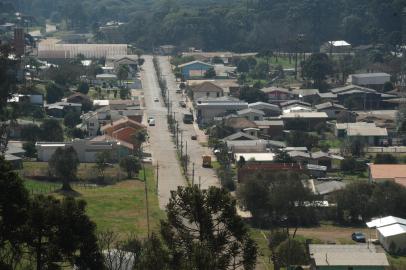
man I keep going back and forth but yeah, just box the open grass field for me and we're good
[22,165,164,238]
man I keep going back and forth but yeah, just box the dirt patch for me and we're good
[296,225,371,244]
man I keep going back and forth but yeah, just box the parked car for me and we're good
[191,135,197,140]
[148,117,155,126]
[154,97,159,102]
[351,232,366,243]
[179,100,186,108]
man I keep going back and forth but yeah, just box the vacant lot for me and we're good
[23,165,164,238]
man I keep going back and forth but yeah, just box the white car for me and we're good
[153,97,159,102]
[148,117,155,126]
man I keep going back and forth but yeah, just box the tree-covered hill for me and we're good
[6,0,406,51]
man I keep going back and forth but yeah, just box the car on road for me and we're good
[179,100,186,108]
[148,117,155,126]
[183,113,193,124]
[153,97,159,102]
[351,232,366,243]
[191,135,197,140]
[176,89,182,94]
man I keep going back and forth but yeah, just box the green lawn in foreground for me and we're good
[23,166,164,237]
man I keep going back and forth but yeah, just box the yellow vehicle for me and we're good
[202,155,212,168]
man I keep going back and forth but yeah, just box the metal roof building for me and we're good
[366,216,406,253]
[309,244,389,270]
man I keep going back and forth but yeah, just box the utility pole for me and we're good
[199,176,201,190]
[176,123,179,148]
[185,141,188,173]
[192,163,195,185]
[140,145,150,238]
[156,162,159,195]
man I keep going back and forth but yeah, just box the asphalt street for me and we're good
[139,55,185,209]
[157,56,220,190]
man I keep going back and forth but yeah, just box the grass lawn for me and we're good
[249,229,273,270]
[23,165,164,238]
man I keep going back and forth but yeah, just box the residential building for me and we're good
[213,64,236,78]
[188,79,239,96]
[320,40,352,53]
[260,87,294,103]
[350,73,390,89]
[8,94,43,105]
[315,102,347,119]
[254,120,284,138]
[309,244,389,270]
[226,140,268,154]
[234,153,275,163]
[367,216,406,253]
[236,108,265,121]
[100,117,146,149]
[310,151,344,170]
[178,60,213,79]
[224,117,257,132]
[248,102,281,116]
[368,164,406,187]
[308,180,346,196]
[196,96,248,125]
[281,100,312,114]
[189,81,224,100]
[66,92,91,105]
[281,111,328,130]
[80,111,100,137]
[36,139,119,162]
[223,132,258,141]
[45,102,82,118]
[335,122,388,146]
[330,85,391,110]
[292,89,320,104]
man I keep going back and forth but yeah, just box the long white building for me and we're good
[38,38,128,59]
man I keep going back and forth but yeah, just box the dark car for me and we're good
[351,232,366,243]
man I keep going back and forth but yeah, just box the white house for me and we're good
[367,216,406,253]
[36,139,118,162]
[189,81,224,100]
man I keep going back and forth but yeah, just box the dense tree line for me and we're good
[12,0,406,52]
[0,157,104,269]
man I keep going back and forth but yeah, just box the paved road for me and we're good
[139,55,185,209]
[157,56,219,189]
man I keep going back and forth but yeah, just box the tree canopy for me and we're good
[161,185,257,270]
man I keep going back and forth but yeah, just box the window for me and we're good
[216,92,220,97]
[254,116,259,121]
[206,92,210,97]
[89,123,95,127]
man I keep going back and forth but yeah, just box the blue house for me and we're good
[178,60,213,79]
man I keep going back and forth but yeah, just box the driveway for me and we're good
[157,56,220,189]
[138,55,185,209]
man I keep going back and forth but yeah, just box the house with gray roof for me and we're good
[350,72,390,90]
[315,102,347,119]
[248,102,281,116]
[335,122,388,145]
[196,96,248,125]
[236,108,265,121]
[309,244,389,270]
[223,132,258,141]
